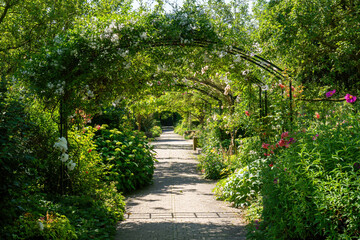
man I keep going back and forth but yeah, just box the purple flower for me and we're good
[254,220,260,230]
[326,89,336,98]
[313,134,319,141]
[288,138,296,144]
[273,178,279,184]
[345,94,357,103]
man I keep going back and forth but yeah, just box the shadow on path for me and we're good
[115,130,246,240]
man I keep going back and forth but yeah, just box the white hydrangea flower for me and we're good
[54,137,68,153]
[140,32,147,40]
[87,90,94,98]
[67,160,76,171]
[38,221,44,231]
[60,153,69,162]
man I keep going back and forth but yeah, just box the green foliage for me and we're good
[150,125,162,138]
[214,161,262,208]
[8,212,77,240]
[0,95,40,226]
[198,151,227,179]
[258,110,360,239]
[51,183,125,240]
[255,0,360,90]
[94,126,156,192]
[2,183,125,240]
[92,105,133,130]
[214,136,262,207]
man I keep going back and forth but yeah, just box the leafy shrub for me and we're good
[150,125,162,138]
[258,112,360,240]
[52,182,125,240]
[8,212,77,240]
[94,126,156,192]
[67,126,107,195]
[198,151,227,179]
[214,161,262,208]
[2,181,125,240]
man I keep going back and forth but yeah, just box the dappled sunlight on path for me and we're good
[115,128,246,240]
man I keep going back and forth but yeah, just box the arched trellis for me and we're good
[23,9,293,138]
[56,37,291,138]
[113,38,289,120]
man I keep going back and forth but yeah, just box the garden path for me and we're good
[114,128,247,240]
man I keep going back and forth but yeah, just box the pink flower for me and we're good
[262,143,270,149]
[245,111,250,116]
[326,89,336,98]
[344,94,357,103]
[313,134,319,140]
[95,125,101,130]
[278,139,286,147]
[281,132,289,138]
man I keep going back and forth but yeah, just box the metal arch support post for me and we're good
[289,79,293,124]
[259,86,262,119]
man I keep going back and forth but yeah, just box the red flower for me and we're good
[88,149,92,153]
[269,163,273,167]
[262,143,270,149]
[279,83,285,89]
[278,139,286,147]
[245,110,250,116]
[315,112,320,119]
[281,132,289,138]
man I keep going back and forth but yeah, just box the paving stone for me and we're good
[115,130,247,240]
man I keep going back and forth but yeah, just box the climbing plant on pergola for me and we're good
[20,5,290,139]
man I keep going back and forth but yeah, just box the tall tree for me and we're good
[254,0,360,91]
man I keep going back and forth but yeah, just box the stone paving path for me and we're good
[115,129,247,240]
